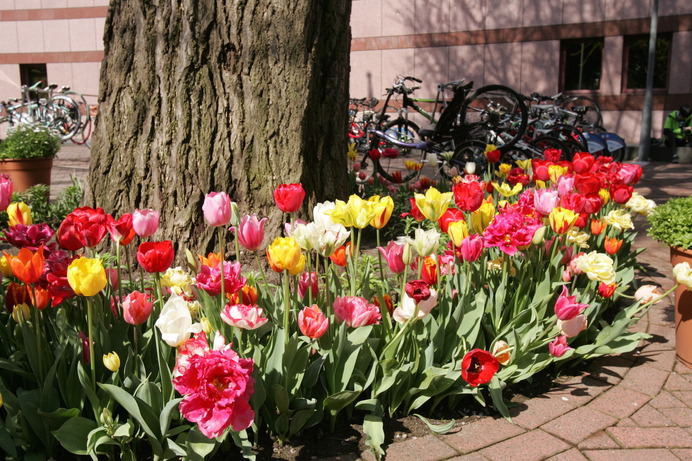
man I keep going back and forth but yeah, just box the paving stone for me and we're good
[671,448,692,460]
[671,390,692,405]
[620,363,670,396]
[545,376,609,408]
[445,454,491,461]
[674,360,692,375]
[582,448,681,461]
[642,347,678,371]
[479,430,570,461]
[658,407,692,427]
[606,427,692,448]
[649,391,687,409]
[616,417,636,427]
[362,435,459,461]
[647,305,675,326]
[543,448,588,461]
[507,394,574,430]
[588,386,650,418]
[588,356,632,385]
[630,403,675,427]
[541,406,617,445]
[577,430,620,449]
[664,372,692,391]
[441,417,525,454]
[645,323,676,349]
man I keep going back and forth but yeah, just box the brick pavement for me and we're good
[50,147,692,460]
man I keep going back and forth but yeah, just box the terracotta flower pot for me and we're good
[0,157,53,193]
[670,246,692,368]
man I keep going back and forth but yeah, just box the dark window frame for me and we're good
[560,37,604,94]
[621,33,672,93]
[19,63,48,88]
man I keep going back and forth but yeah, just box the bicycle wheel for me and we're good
[375,118,422,183]
[562,96,603,129]
[48,95,81,141]
[546,123,588,151]
[582,132,609,157]
[598,132,626,162]
[460,85,528,152]
[452,140,488,176]
[528,136,567,160]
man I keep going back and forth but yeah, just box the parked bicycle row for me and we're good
[0,82,93,145]
[348,75,626,184]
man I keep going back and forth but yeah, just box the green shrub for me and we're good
[647,196,692,250]
[0,124,61,159]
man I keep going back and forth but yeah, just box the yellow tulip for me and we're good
[447,220,469,247]
[535,179,547,189]
[7,202,32,227]
[471,202,495,234]
[495,163,512,179]
[11,303,30,324]
[67,257,108,297]
[492,182,523,198]
[599,188,611,205]
[327,195,376,229]
[414,187,452,221]
[516,159,532,172]
[548,164,568,183]
[266,237,305,274]
[549,207,579,234]
[0,255,12,278]
[484,144,498,153]
[369,195,394,229]
[103,352,121,372]
[347,143,358,161]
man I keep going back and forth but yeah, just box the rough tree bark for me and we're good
[85,0,351,256]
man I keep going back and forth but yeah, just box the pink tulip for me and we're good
[122,291,154,325]
[548,335,572,357]
[202,191,232,227]
[333,296,381,328]
[132,208,160,237]
[105,268,119,290]
[298,272,319,299]
[557,175,574,197]
[460,234,484,262]
[298,304,329,338]
[220,304,268,330]
[634,285,662,304]
[558,314,587,338]
[234,214,267,251]
[533,188,559,216]
[377,240,406,274]
[554,285,589,320]
[0,175,12,212]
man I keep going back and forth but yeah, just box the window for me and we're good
[624,34,671,90]
[562,38,604,91]
[19,63,48,88]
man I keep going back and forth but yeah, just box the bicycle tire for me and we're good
[546,123,588,151]
[528,136,567,160]
[582,132,609,157]
[562,96,603,130]
[375,118,422,183]
[598,132,626,162]
[460,84,528,153]
[451,140,489,176]
[48,95,81,141]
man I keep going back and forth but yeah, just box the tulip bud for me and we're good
[532,226,546,245]
[103,352,121,372]
[11,303,30,324]
[491,340,512,366]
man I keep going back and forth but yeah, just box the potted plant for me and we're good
[0,123,61,192]
[647,196,692,367]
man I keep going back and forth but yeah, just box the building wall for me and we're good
[0,1,690,144]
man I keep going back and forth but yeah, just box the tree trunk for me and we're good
[85,0,351,256]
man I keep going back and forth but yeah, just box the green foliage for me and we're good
[0,124,61,159]
[647,196,692,249]
[0,176,83,229]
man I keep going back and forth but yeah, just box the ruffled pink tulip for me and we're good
[220,304,268,330]
[235,214,267,252]
[203,192,232,227]
[548,335,572,357]
[132,208,160,237]
[333,296,381,327]
[298,304,329,338]
[298,272,319,299]
[460,234,484,262]
[377,240,406,274]
[122,291,154,325]
[554,285,589,320]
[196,261,247,297]
[0,175,12,212]
[558,314,587,337]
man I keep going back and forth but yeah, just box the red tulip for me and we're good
[137,241,175,273]
[461,349,500,387]
[438,208,466,233]
[572,152,595,174]
[573,174,601,195]
[452,181,484,212]
[107,213,136,245]
[532,160,551,181]
[485,149,501,163]
[610,183,633,204]
[273,183,306,213]
[5,281,30,312]
[543,148,562,162]
[420,256,438,285]
[405,279,431,303]
[598,282,617,298]
[57,213,84,251]
[122,291,154,325]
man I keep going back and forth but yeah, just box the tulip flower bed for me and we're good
[0,151,686,460]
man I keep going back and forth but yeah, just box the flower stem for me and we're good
[87,296,96,389]
[283,272,290,347]
[219,226,226,312]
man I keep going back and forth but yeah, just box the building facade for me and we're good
[1,0,691,144]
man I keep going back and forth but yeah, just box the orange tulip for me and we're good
[198,252,221,268]
[590,219,606,236]
[5,246,45,284]
[329,243,352,267]
[604,236,623,255]
[228,284,259,305]
[28,286,50,310]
